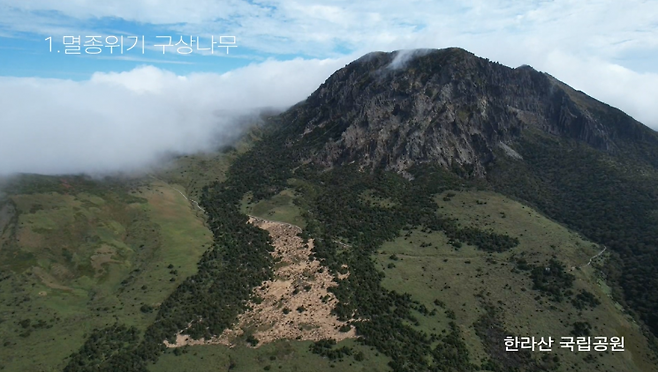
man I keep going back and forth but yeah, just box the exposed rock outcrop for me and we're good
[278,48,657,177]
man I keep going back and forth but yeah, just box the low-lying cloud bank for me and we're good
[0,57,350,176]
[1,49,657,178]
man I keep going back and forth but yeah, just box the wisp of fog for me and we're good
[387,49,434,70]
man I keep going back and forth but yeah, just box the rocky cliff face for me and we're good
[280,48,657,177]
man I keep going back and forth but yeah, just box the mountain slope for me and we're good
[266,48,658,343]
[0,174,214,371]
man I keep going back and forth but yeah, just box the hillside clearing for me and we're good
[165,216,355,348]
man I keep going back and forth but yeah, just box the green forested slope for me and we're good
[488,129,658,340]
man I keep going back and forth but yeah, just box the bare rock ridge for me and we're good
[278,47,658,176]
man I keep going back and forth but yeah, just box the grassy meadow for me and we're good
[373,189,656,372]
[0,178,212,371]
[152,339,391,372]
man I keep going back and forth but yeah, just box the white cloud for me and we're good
[0,57,351,175]
[386,49,433,70]
[0,0,253,25]
[4,1,655,58]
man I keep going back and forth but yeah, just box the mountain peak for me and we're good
[348,48,476,72]
[283,48,658,177]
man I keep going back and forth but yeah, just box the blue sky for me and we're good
[1,0,657,175]
[1,11,273,78]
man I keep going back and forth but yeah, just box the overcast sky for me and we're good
[0,0,657,175]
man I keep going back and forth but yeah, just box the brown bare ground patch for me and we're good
[50,262,74,281]
[165,216,356,348]
[144,183,189,219]
[15,225,45,249]
[32,266,73,291]
[90,245,120,277]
